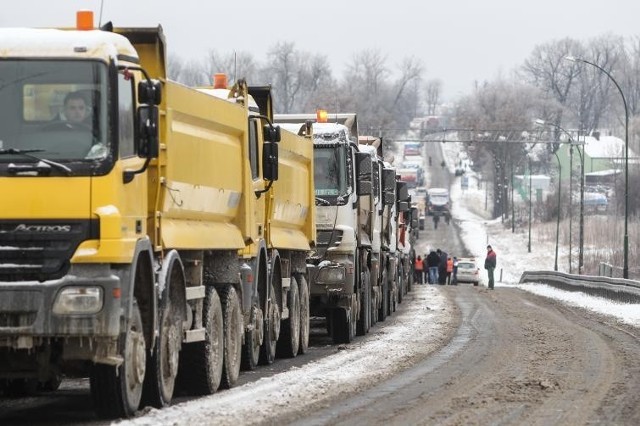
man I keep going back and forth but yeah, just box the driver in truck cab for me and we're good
[61,91,89,124]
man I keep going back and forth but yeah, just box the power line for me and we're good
[387,128,585,145]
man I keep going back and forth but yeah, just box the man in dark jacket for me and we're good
[426,250,440,284]
[437,249,448,285]
[484,245,497,289]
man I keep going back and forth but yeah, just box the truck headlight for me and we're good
[316,266,346,284]
[53,287,103,315]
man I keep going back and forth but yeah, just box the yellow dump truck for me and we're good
[0,11,314,419]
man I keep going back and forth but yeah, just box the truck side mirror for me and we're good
[356,152,373,196]
[136,105,159,159]
[356,152,372,179]
[411,207,419,228]
[396,181,409,202]
[263,141,279,181]
[138,79,162,105]
[398,201,410,212]
[358,181,373,196]
[382,168,396,205]
[263,124,281,143]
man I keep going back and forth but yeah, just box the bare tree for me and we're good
[262,42,304,114]
[455,79,555,218]
[521,38,584,125]
[576,34,624,132]
[202,50,258,85]
[424,79,442,116]
[167,54,184,81]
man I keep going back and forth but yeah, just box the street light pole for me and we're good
[536,119,586,275]
[511,162,515,233]
[576,142,585,273]
[569,146,573,273]
[553,150,561,271]
[528,157,532,253]
[566,56,629,278]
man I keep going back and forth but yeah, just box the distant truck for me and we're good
[398,168,419,189]
[403,142,421,157]
[426,188,451,222]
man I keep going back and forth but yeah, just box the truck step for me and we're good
[184,328,206,343]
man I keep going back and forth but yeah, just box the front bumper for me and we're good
[0,265,123,350]
[309,254,355,310]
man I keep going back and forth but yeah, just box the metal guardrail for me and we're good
[519,270,640,304]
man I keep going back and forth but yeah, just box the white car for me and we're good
[456,258,480,285]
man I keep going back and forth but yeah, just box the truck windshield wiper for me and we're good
[0,148,72,175]
[315,196,331,206]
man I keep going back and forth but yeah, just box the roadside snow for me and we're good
[441,140,640,328]
[119,286,454,426]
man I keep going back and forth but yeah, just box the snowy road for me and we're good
[289,286,640,425]
[4,142,640,424]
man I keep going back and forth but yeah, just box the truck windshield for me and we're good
[314,146,349,198]
[0,60,109,165]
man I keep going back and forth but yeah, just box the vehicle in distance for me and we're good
[456,258,480,285]
[426,187,451,217]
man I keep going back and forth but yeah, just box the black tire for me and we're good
[219,285,243,389]
[397,268,404,305]
[277,278,300,358]
[90,300,145,419]
[259,280,279,365]
[176,286,223,395]
[331,308,354,344]
[5,378,38,397]
[370,280,378,327]
[356,267,370,336]
[298,275,310,355]
[378,271,388,322]
[241,305,262,370]
[141,283,181,408]
[40,373,62,392]
[387,281,394,317]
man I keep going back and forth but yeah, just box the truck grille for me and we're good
[0,220,99,282]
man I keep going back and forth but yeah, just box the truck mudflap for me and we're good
[0,269,123,350]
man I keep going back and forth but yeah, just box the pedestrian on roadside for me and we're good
[484,245,497,289]
[426,250,440,284]
[446,256,454,285]
[414,255,424,285]
[437,249,448,285]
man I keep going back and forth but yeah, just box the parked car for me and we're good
[456,258,480,285]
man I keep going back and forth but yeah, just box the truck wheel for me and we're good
[41,374,62,392]
[331,308,354,344]
[370,283,378,327]
[90,300,145,419]
[277,277,300,358]
[387,281,394,317]
[142,285,181,408]
[5,378,38,396]
[241,305,263,370]
[259,281,280,365]
[356,267,370,336]
[378,271,388,322]
[176,286,223,395]
[397,268,404,305]
[298,275,310,355]
[219,285,243,389]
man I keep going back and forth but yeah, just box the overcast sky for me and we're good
[3,0,640,101]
